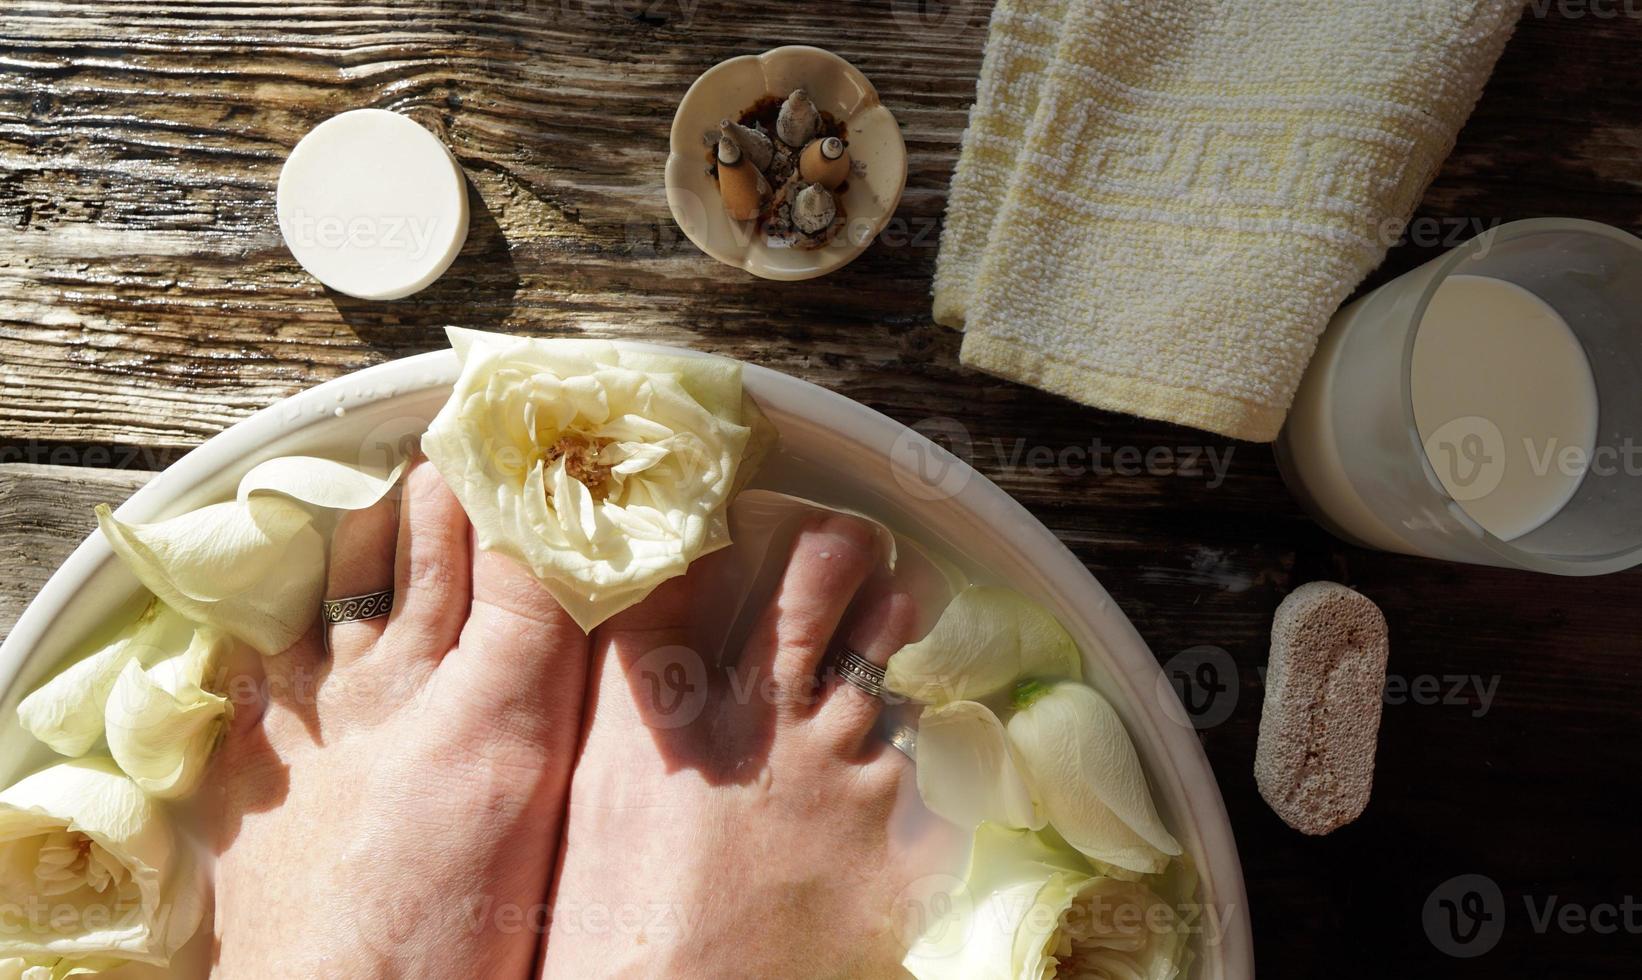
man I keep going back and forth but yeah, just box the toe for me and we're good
[323,495,399,666]
[744,513,883,717]
[589,571,714,735]
[384,459,472,660]
[445,548,588,747]
[814,588,919,756]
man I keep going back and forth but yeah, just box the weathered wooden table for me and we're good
[3,2,1639,975]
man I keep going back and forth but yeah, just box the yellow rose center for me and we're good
[544,432,616,501]
[33,829,130,897]
[1048,885,1166,979]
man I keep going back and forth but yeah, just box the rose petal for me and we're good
[885,587,1084,705]
[16,602,193,758]
[95,457,402,656]
[916,701,1045,833]
[235,455,406,509]
[1007,681,1182,875]
[97,499,325,657]
[104,625,232,800]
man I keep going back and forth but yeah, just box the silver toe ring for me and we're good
[835,647,888,700]
[887,725,917,761]
[322,589,395,625]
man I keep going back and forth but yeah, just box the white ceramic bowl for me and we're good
[0,349,1252,977]
[665,46,908,281]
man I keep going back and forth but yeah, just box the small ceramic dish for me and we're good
[665,45,907,281]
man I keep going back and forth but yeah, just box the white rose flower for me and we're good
[16,603,190,760]
[96,455,405,656]
[0,760,202,965]
[103,625,232,801]
[422,327,773,631]
[903,823,1189,980]
[16,603,231,800]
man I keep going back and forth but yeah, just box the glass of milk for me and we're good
[1276,218,1642,575]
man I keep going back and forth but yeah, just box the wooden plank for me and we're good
[0,0,988,449]
[2,3,1637,456]
[0,463,149,640]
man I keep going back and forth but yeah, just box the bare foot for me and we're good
[208,459,588,977]
[542,514,949,980]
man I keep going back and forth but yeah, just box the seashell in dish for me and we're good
[666,46,907,281]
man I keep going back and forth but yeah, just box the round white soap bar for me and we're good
[276,109,469,301]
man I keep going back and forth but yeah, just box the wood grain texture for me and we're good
[0,463,148,638]
[3,2,1642,977]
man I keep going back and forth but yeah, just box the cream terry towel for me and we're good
[934,0,1521,441]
